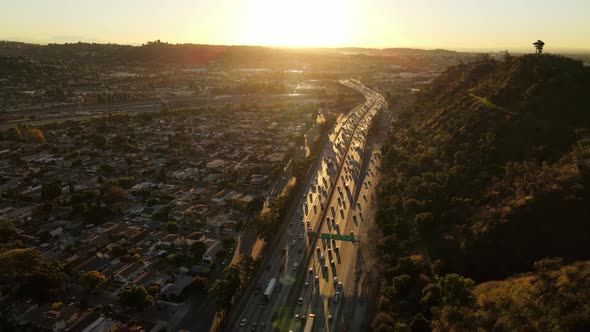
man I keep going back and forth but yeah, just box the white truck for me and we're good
[262,278,277,305]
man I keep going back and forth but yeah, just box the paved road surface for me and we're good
[227,80,386,332]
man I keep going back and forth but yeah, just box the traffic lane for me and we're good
[331,152,382,331]
[320,126,374,327]
[266,178,329,328]
[238,196,308,329]
[231,120,343,330]
[278,96,376,329]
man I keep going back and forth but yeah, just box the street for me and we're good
[226,80,386,332]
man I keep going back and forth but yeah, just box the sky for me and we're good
[1,0,589,51]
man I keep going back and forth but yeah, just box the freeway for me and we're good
[227,80,385,332]
[0,93,319,129]
[280,81,384,332]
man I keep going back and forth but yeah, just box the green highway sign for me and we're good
[320,233,356,242]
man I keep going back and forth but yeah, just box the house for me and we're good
[79,316,120,332]
[161,275,193,299]
[64,310,100,332]
[114,261,145,283]
[202,239,222,264]
[119,226,143,240]
[247,174,270,190]
[87,232,110,248]
[161,234,185,247]
[185,231,205,246]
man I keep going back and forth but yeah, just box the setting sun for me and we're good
[239,0,351,47]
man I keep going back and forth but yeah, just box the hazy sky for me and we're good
[1,0,589,51]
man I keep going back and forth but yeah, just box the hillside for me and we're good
[372,54,590,331]
[471,259,590,331]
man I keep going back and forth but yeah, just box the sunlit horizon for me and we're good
[2,0,590,52]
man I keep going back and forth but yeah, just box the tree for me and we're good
[533,40,545,54]
[25,128,46,144]
[93,134,107,149]
[166,221,179,233]
[209,265,241,314]
[191,276,209,292]
[80,271,106,305]
[0,219,18,243]
[0,249,67,299]
[117,285,154,311]
[6,127,23,141]
[42,181,62,201]
[438,274,475,307]
[190,241,207,260]
[236,255,255,290]
[111,244,126,257]
[147,284,160,295]
[79,271,106,292]
[104,185,125,203]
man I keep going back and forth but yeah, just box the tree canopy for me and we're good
[117,284,154,311]
[79,271,106,292]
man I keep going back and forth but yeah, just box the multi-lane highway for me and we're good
[227,80,385,332]
[0,93,318,129]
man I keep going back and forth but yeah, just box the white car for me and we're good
[240,318,247,326]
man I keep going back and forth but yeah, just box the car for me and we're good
[328,314,333,321]
[221,259,227,265]
[293,262,298,270]
[307,225,312,231]
[305,281,309,288]
[338,282,343,289]
[299,233,303,239]
[350,231,354,236]
[276,283,282,292]
[251,322,257,331]
[334,291,340,303]
[335,246,340,252]
[291,240,296,246]
[334,277,338,284]
[330,259,335,265]
[309,267,313,274]
[315,275,319,282]
[295,314,300,320]
[240,318,247,327]
[298,297,303,305]
[323,263,328,270]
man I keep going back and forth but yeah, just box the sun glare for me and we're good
[240,0,351,47]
